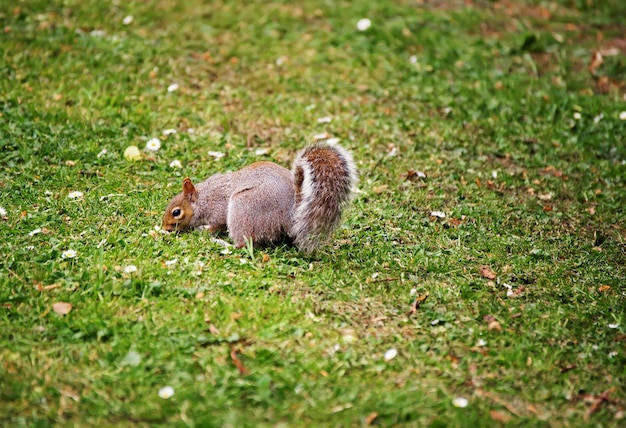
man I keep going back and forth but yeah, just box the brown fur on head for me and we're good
[161,178,198,232]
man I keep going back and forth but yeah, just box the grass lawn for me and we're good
[1,0,625,426]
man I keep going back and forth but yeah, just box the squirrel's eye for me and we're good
[172,208,182,218]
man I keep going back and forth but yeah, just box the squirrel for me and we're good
[161,142,357,252]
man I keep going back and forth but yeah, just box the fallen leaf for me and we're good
[489,410,512,423]
[559,364,577,373]
[230,347,247,375]
[365,412,378,425]
[598,285,611,293]
[589,51,603,75]
[408,293,429,316]
[480,266,496,280]
[372,185,388,194]
[52,302,72,315]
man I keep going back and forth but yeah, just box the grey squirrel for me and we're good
[161,142,357,252]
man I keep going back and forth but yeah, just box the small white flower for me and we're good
[28,228,42,237]
[593,113,604,123]
[145,138,161,152]
[305,104,316,111]
[356,18,371,31]
[169,160,182,168]
[383,348,398,361]
[187,128,195,134]
[0,207,6,216]
[163,129,177,135]
[124,145,142,161]
[97,148,108,158]
[326,137,341,145]
[431,319,440,326]
[492,170,498,179]
[68,191,84,199]
[255,148,269,156]
[371,272,380,279]
[158,386,175,399]
[608,351,618,358]
[220,248,231,255]
[409,288,417,296]
[452,397,468,408]
[416,171,426,178]
[608,323,619,329]
[167,83,179,92]
[314,133,330,140]
[165,259,177,268]
[275,57,286,66]
[90,30,105,37]
[122,15,133,25]
[317,116,332,124]
[208,151,225,159]
[62,249,77,259]
[409,55,418,64]
[619,111,626,120]
[430,211,446,218]
[573,112,582,120]
[124,265,138,274]
[476,339,487,347]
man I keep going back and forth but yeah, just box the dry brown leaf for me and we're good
[489,410,512,423]
[480,266,496,280]
[589,51,603,75]
[52,302,72,315]
[598,285,611,293]
[229,347,247,376]
[365,412,378,425]
[408,293,429,316]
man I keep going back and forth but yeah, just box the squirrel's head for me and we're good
[162,178,198,232]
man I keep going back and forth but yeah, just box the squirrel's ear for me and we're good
[182,178,198,202]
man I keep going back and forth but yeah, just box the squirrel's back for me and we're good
[291,143,357,252]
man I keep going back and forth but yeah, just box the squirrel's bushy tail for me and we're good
[291,142,357,252]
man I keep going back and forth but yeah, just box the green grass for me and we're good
[1,0,625,426]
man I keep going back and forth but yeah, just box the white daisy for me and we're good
[383,348,398,361]
[573,112,582,120]
[619,111,626,120]
[124,265,138,274]
[409,55,418,64]
[162,129,177,135]
[356,18,371,31]
[169,160,182,168]
[608,323,619,329]
[208,151,225,159]
[317,116,332,124]
[158,386,174,399]
[28,228,42,236]
[145,138,161,152]
[167,83,179,92]
[452,397,468,408]
[123,145,142,161]
[0,207,6,216]
[122,15,133,25]
[68,191,84,199]
[62,249,77,259]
